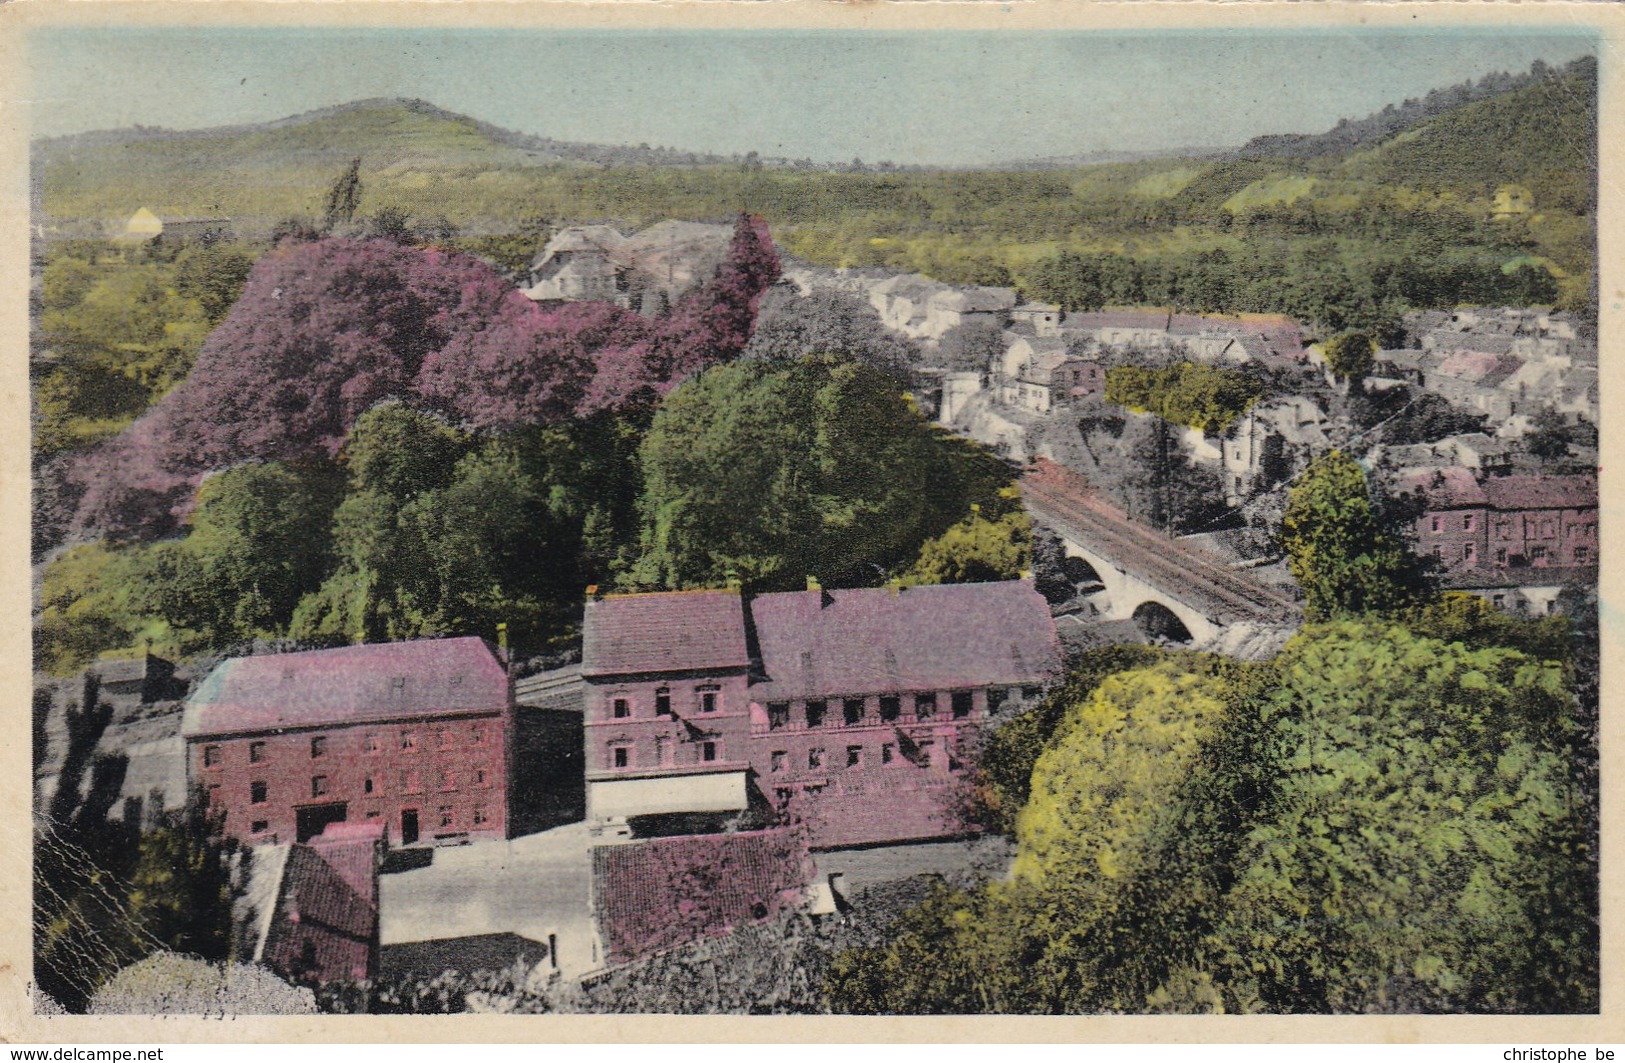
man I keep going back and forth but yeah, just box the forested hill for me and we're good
[1231,55,1594,165]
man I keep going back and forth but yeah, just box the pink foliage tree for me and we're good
[71,216,779,540]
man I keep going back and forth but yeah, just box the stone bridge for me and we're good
[1022,461,1301,653]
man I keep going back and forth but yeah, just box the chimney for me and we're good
[585,584,602,600]
[806,575,821,593]
[887,578,903,596]
[725,568,742,592]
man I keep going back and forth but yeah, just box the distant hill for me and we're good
[1229,56,1592,163]
[33,98,744,229]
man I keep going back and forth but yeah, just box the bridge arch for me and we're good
[1055,534,1223,646]
[1132,601,1194,643]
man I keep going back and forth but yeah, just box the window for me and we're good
[310,736,327,759]
[439,806,454,830]
[392,676,407,690]
[249,741,266,763]
[1575,545,1590,563]
[1493,594,1507,607]
[311,776,329,798]
[474,769,488,788]
[202,745,221,768]
[250,781,268,804]
[612,746,629,769]
[250,820,269,835]
[364,777,375,795]
[1022,687,1041,700]
[439,770,457,792]
[1432,546,1443,559]
[914,693,937,718]
[882,743,896,765]
[768,702,790,730]
[363,734,379,755]
[698,685,720,713]
[702,741,718,763]
[1463,543,1477,563]
[987,688,1008,713]
[951,691,974,718]
[1431,516,1442,533]
[438,729,455,750]
[805,700,827,728]
[1531,545,1549,562]
[473,805,488,827]
[206,784,222,807]
[401,731,418,752]
[843,698,865,726]
[470,725,486,746]
[770,750,787,773]
[655,688,672,716]
[655,737,670,765]
[401,770,422,794]
[846,745,863,768]
[612,697,630,719]
[1463,514,1475,531]
[808,748,825,770]
[879,696,901,722]
[1496,548,1508,565]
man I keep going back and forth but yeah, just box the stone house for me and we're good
[1399,468,1598,573]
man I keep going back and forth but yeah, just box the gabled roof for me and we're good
[182,637,508,738]
[582,590,750,677]
[1480,474,1597,512]
[1398,466,1487,509]
[748,580,1060,700]
[1435,350,1523,388]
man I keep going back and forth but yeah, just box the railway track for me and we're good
[1021,473,1298,625]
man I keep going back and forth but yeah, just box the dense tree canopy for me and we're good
[1280,450,1430,619]
[630,354,1006,592]
[827,619,1597,1014]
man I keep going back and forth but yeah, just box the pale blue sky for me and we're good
[27,27,1597,166]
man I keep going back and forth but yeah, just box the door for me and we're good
[295,802,348,843]
[400,808,419,845]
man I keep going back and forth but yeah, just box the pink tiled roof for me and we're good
[1480,474,1597,512]
[1435,350,1523,387]
[592,829,812,965]
[1398,466,1487,509]
[582,590,750,677]
[748,580,1060,700]
[182,637,508,738]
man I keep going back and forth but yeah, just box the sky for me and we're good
[26,27,1598,167]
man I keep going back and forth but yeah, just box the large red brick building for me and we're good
[182,637,513,847]
[1400,469,1598,571]
[580,579,1061,849]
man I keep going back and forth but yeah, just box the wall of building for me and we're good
[190,711,508,847]
[583,670,753,779]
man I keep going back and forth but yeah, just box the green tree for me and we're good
[323,157,363,233]
[173,243,257,324]
[899,502,1030,588]
[631,355,972,591]
[1280,450,1428,619]
[147,459,342,646]
[1322,331,1375,383]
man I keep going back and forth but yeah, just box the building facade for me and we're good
[182,638,513,847]
[580,579,1061,849]
[1401,469,1598,572]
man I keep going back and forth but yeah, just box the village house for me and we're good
[997,334,1074,413]
[1399,468,1598,574]
[1010,301,1064,337]
[523,220,734,314]
[1427,349,1525,423]
[579,579,1060,850]
[865,274,1017,341]
[1210,395,1330,502]
[234,821,385,985]
[182,638,514,848]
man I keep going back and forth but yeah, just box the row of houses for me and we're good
[177,578,1062,985]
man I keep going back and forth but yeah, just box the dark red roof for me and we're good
[748,580,1060,700]
[581,590,750,677]
[182,637,508,738]
[1481,474,1597,512]
[592,829,812,965]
